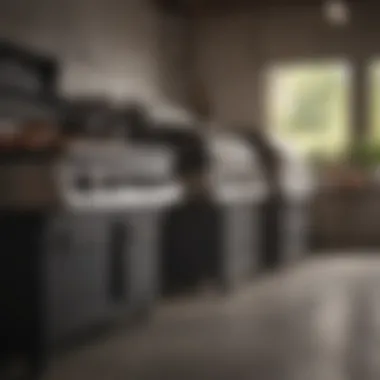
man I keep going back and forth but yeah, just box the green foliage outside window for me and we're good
[369,63,380,144]
[350,141,380,171]
[267,64,350,161]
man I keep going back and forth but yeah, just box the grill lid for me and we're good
[203,130,267,202]
[275,139,314,199]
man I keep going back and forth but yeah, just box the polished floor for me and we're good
[46,256,380,380]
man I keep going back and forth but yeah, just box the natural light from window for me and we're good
[368,61,380,142]
[265,63,351,161]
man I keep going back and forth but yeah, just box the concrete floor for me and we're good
[45,256,380,380]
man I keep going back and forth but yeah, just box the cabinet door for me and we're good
[106,212,160,315]
[68,214,110,330]
[107,219,129,305]
[222,204,256,289]
[283,203,308,264]
[45,212,110,345]
[128,211,160,309]
[45,213,76,344]
[0,213,44,357]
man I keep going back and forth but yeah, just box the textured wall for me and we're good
[0,0,184,106]
[195,12,260,125]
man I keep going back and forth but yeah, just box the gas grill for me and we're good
[0,140,179,379]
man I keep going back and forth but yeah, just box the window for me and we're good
[368,61,380,142]
[265,63,352,160]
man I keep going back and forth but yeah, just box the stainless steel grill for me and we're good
[0,138,179,379]
[242,131,314,269]
[129,117,268,294]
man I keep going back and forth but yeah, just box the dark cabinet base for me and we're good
[161,200,259,295]
[0,209,162,379]
[258,198,309,271]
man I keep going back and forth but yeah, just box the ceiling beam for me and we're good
[154,0,369,16]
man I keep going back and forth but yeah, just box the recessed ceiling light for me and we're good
[324,0,350,26]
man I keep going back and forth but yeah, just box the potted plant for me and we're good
[309,142,380,188]
[348,141,380,187]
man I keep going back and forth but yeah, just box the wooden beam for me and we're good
[155,0,370,16]
[152,0,183,14]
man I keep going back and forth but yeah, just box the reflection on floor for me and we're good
[46,256,380,380]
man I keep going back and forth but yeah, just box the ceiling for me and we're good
[156,0,365,14]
